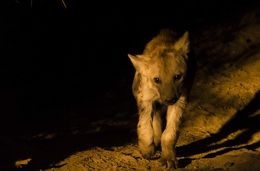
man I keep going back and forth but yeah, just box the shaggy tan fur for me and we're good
[128,29,191,169]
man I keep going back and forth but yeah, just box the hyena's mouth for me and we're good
[153,101,164,111]
[165,97,179,105]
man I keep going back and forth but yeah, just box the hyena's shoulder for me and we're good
[143,29,178,55]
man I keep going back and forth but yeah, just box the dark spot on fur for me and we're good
[140,108,145,112]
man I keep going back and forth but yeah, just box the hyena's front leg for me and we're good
[153,110,162,147]
[137,101,155,159]
[161,96,186,169]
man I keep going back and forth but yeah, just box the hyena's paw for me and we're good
[160,150,178,169]
[160,157,178,170]
[139,143,155,159]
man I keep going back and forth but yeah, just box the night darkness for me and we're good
[1,0,259,170]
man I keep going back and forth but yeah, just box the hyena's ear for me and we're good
[128,54,145,71]
[174,31,190,57]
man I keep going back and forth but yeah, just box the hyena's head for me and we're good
[128,31,189,105]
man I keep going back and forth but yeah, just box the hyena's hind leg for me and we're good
[137,102,155,159]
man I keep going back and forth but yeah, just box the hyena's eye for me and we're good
[153,77,161,84]
[173,74,182,81]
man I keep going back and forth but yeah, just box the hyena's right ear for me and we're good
[174,31,190,59]
[128,54,145,71]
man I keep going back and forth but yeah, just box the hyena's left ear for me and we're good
[174,31,190,57]
[128,54,145,72]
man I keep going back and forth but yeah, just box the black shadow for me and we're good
[177,91,260,158]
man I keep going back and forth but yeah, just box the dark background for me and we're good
[0,0,258,136]
[0,0,257,137]
[0,0,258,170]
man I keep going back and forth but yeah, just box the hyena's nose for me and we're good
[166,97,178,105]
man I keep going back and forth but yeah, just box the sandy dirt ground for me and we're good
[9,6,260,171]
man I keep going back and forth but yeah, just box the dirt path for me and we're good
[12,7,260,171]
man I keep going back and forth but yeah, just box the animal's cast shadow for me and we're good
[177,91,260,167]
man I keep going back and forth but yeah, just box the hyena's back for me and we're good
[143,29,179,55]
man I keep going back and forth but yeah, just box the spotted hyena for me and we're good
[128,29,194,169]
